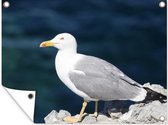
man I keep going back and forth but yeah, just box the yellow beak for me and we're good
[40,41,55,47]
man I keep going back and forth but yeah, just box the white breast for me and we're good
[55,51,92,100]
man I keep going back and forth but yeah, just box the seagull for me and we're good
[40,33,166,123]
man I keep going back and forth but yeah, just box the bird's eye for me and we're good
[60,37,64,40]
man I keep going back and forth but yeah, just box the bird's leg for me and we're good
[94,101,98,117]
[64,100,87,123]
[90,101,98,117]
[79,100,87,120]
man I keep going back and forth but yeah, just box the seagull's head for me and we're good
[40,33,77,51]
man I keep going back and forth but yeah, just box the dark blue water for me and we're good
[2,0,166,123]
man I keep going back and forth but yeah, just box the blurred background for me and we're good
[2,0,166,123]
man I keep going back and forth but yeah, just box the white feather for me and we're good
[55,50,93,101]
[130,88,147,102]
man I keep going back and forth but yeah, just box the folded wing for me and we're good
[69,55,145,101]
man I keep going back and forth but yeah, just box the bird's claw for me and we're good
[90,112,98,117]
[64,116,81,123]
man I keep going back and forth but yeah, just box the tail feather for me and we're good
[142,87,167,103]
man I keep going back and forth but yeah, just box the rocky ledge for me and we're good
[44,83,167,124]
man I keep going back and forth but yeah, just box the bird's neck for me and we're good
[58,47,77,54]
[56,48,77,73]
[57,48,77,57]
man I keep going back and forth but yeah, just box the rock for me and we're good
[81,115,97,123]
[104,100,134,115]
[57,110,71,120]
[151,103,167,123]
[97,114,113,123]
[109,112,122,119]
[120,101,167,123]
[44,83,167,124]
[143,83,167,96]
[44,110,71,123]
[44,110,59,124]
[104,83,167,124]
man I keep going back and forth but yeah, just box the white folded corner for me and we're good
[3,86,36,122]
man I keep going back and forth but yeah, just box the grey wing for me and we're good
[69,55,143,101]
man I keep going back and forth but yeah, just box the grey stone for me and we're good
[82,115,97,123]
[97,114,113,123]
[44,110,71,124]
[121,101,167,123]
[109,112,122,119]
[104,100,134,115]
[143,83,167,96]
[44,110,59,124]
[57,110,71,120]
[150,102,167,122]
[44,83,167,124]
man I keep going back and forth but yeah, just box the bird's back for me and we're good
[69,55,147,101]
